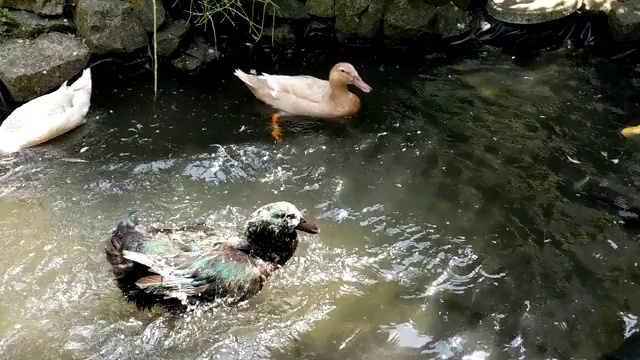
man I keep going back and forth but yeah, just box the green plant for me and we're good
[185,0,279,47]
[0,8,15,36]
[153,0,158,99]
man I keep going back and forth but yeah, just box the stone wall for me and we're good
[0,0,637,103]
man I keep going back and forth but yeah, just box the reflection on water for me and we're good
[1,48,640,359]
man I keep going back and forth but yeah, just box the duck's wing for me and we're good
[123,245,275,302]
[142,222,225,252]
[145,221,216,237]
[235,69,332,104]
[261,74,332,103]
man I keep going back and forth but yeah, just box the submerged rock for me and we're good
[10,9,74,38]
[156,19,190,58]
[0,0,64,16]
[75,0,148,55]
[608,0,640,42]
[268,0,309,19]
[305,0,334,18]
[263,24,296,45]
[303,20,333,40]
[336,0,390,41]
[0,32,90,101]
[171,36,220,72]
[383,0,437,44]
[435,2,470,37]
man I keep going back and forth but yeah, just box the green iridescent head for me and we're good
[244,201,319,245]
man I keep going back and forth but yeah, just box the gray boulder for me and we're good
[156,19,190,58]
[305,0,334,18]
[0,0,64,16]
[336,0,390,41]
[435,2,470,38]
[267,0,309,19]
[608,0,640,42]
[383,0,437,44]
[0,32,90,101]
[133,0,166,32]
[10,10,74,38]
[75,0,148,55]
[171,36,220,72]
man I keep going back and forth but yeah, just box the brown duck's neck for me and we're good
[329,82,351,100]
[329,83,361,115]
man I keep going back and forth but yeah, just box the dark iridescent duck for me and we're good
[105,201,320,309]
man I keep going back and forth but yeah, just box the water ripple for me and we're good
[0,51,637,359]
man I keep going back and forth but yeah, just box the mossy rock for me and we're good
[0,32,90,101]
[305,0,334,17]
[0,0,64,16]
[267,0,309,19]
[75,0,148,55]
[336,0,391,41]
[383,0,437,44]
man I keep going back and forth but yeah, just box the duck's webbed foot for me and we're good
[271,113,282,143]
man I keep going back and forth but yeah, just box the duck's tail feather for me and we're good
[68,67,92,116]
[69,68,92,93]
[111,211,139,237]
[234,69,280,99]
[234,69,257,87]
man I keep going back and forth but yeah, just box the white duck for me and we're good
[0,67,92,153]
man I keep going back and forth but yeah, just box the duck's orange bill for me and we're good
[621,125,640,138]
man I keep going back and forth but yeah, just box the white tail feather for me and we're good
[233,69,251,84]
[69,68,92,93]
[235,69,280,98]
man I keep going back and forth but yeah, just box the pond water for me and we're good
[1,46,640,359]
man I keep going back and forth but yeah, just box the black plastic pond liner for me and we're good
[446,9,625,57]
[443,9,640,61]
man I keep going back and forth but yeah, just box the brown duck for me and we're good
[234,62,372,142]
